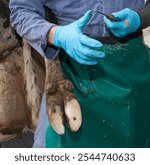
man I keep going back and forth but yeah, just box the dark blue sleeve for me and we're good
[138,0,150,29]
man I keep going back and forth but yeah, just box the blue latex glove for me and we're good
[52,10,105,65]
[104,8,141,38]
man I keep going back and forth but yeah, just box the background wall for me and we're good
[143,27,150,47]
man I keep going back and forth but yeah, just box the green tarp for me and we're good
[46,37,150,148]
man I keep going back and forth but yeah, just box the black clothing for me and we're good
[138,0,150,29]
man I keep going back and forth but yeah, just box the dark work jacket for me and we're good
[138,0,150,29]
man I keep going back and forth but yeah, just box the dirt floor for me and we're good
[0,130,34,148]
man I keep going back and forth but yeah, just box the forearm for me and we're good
[138,0,150,29]
[47,26,59,45]
[9,0,55,57]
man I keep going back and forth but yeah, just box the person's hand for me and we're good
[104,8,141,38]
[51,10,105,65]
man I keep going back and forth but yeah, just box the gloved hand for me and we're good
[52,10,105,65]
[104,8,141,38]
